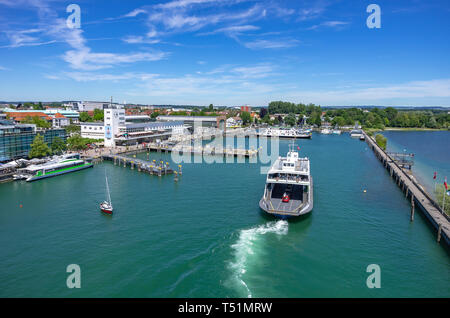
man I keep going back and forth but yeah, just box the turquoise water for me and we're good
[382,130,450,198]
[0,133,449,297]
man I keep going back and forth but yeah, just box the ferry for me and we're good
[259,142,313,218]
[350,129,364,138]
[258,128,312,139]
[15,153,93,182]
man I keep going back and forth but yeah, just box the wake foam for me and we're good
[228,220,288,298]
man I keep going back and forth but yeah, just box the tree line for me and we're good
[265,101,450,129]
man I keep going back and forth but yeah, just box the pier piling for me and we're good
[362,131,449,246]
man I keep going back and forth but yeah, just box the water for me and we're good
[0,133,449,298]
[382,130,450,199]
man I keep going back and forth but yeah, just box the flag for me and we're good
[433,172,436,179]
[445,177,448,191]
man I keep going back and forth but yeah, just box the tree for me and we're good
[151,111,160,119]
[259,107,268,119]
[67,134,99,150]
[375,134,387,150]
[22,115,51,129]
[51,137,67,154]
[93,108,104,121]
[65,124,81,135]
[207,104,214,112]
[285,113,296,126]
[240,111,251,125]
[79,112,93,122]
[29,134,52,158]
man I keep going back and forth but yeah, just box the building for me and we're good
[6,111,53,123]
[0,119,66,162]
[44,109,80,123]
[81,108,185,147]
[157,115,227,131]
[240,106,252,113]
[65,101,123,112]
[3,109,78,126]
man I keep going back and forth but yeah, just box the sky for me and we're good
[0,0,449,106]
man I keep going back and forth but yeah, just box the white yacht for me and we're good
[259,142,313,218]
[259,128,311,139]
[320,127,331,134]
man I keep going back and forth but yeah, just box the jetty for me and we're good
[363,131,450,247]
[145,142,259,158]
[101,154,179,176]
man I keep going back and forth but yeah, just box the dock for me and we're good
[363,131,450,247]
[145,142,259,158]
[102,154,179,176]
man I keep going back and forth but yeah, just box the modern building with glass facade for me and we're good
[0,119,66,162]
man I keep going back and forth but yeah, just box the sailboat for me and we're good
[100,173,113,214]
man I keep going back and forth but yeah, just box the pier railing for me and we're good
[364,131,450,222]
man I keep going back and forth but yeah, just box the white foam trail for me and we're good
[229,220,288,298]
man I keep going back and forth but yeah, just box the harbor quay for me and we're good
[363,131,450,247]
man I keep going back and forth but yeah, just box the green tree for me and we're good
[375,134,387,150]
[79,112,93,122]
[93,108,104,121]
[151,111,160,119]
[285,113,296,126]
[240,111,251,125]
[51,137,67,154]
[29,134,52,158]
[65,124,81,135]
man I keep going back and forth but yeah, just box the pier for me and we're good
[363,131,450,247]
[145,142,259,158]
[102,154,178,176]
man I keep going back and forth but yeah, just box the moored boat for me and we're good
[16,153,93,182]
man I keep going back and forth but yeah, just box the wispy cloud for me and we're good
[307,21,349,30]
[284,79,450,105]
[0,65,10,71]
[243,39,299,49]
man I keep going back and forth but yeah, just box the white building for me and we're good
[81,108,184,147]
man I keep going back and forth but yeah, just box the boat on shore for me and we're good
[259,142,313,218]
[100,173,113,214]
[14,153,93,182]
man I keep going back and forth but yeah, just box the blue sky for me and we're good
[0,0,449,106]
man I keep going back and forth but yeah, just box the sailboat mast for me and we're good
[106,175,112,205]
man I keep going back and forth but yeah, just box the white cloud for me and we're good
[243,39,299,49]
[307,21,349,30]
[63,48,167,70]
[284,79,450,105]
[122,35,160,44]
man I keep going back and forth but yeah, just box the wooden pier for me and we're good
[102,154,179,177]
[363,131,450,247]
